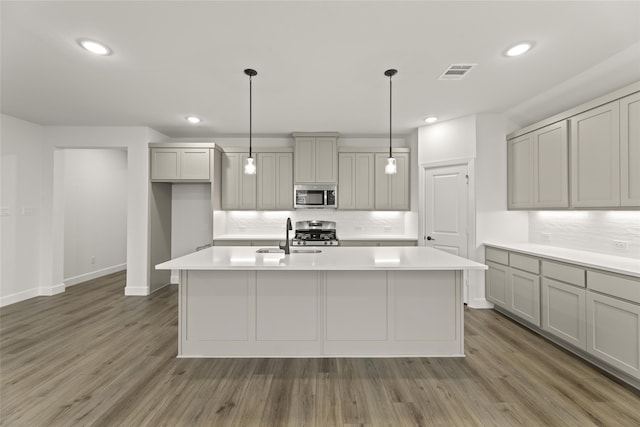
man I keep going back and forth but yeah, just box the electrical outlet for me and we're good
[613,240,628,249]
[541,233,551,242]
[90,256,96,264]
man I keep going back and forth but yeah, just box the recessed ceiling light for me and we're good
[424,116,438,124]
[505,42,534,57]
[78,39,112,56]
[186,116,202,124]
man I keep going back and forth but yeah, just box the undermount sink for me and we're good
[256,248,321,254]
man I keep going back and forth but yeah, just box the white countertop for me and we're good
[484,242,640,277]
[156,246,487,271]
[213,234,418,241]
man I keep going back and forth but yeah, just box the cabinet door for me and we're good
[374,154,391,209]
[509,269,541,326]
[486,261,510,309]
[355,153,375,209]
[339,153,375,210]
[374,153,410,210]
[507,133,534,209]
[294,137,316,183]
[257,153,277,210]
[180,149,210,180]
[620,92,640,207]
[315,137,338,183]
[534,121,568,208]
[275,153,293,209]
[571,101,620,207]
[390,153,409,210]
[151,149,180,180]
[586,291,640,379]
[222,153,256,210]
[541,278,586,350]
[338,153,355,209]
[239,154,257,209]
[257,153,292,210]
[221,153,240,209]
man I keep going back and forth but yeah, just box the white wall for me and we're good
[418,115,476,165]
[44,126,167,298]
[63,149,128,285]
[474,114,529,308]
[1,115,44,306]
[529,211,640,258]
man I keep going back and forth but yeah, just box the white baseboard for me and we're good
[64,263,126,287]
[39,283,66,296]
[467,297,494,309]
[0,288,40,307]
[124,286,150,296]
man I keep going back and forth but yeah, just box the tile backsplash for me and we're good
[219,210,418,238]
[529,211,640,258]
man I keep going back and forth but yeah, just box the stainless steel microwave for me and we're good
[294,185,337,209]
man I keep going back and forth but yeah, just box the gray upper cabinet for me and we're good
[534,121,569,208]
[621,92,640,207]
[571,101,621,208]
[257,152,293,210]
[507,83,639,210]
[507,121,568,209]
[221,153,256,210]
[338,152,375,210]
[375,152,410,210]
[507,133,535,209]
[151,148,211,182]
[293,133,338,184]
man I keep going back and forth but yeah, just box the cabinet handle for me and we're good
[426,236,436,241]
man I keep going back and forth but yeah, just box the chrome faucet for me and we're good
[279,217,293,254]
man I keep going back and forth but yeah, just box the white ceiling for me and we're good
[2,1,640,138]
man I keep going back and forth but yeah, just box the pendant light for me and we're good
[384,69,398,175]
[244,68,258,175]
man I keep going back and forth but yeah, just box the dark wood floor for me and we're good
[1,271,638,426]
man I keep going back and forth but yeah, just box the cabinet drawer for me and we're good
[542,261,585,288]
[509,253,540,274]
[486,247,509,265]
[587,271,640,304]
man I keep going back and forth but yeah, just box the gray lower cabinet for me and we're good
[509,268,540,326]
[486,261,510,308]
[485,248,540,327]
[485,245,640,385]
[213,240,281,246]
[339,240,417,247]
[586,291,640,378]
[541,277,586,350]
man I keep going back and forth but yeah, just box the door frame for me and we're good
[419,158,478,305]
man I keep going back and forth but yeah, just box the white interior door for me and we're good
[423,165,468,258]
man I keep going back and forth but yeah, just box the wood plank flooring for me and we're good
[1,271,638,426]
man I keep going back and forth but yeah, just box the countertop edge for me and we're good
[483,242,640,278]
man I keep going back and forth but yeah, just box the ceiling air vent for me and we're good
[438,63,477,80]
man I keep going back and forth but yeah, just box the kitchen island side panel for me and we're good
[178,269,463,357]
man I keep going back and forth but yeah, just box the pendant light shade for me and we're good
[244,68,258,175]
[384,69,397,175]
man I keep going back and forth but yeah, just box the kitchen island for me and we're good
[156,246,486,358]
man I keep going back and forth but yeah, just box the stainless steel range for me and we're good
[292,220,339,246]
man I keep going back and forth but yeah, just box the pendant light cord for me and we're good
[389,73,392,158]
[249,74,253,159]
